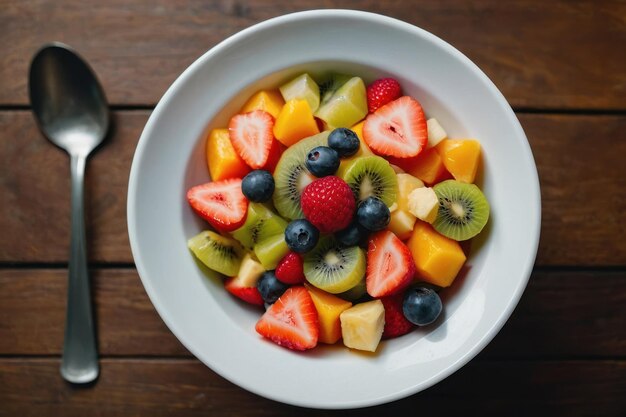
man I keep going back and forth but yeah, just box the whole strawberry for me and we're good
[301,176,355,234]
[275,251,305,284]
[367,78,402,113]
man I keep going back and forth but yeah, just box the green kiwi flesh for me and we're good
[432,180,490,241]
[188,231,244,276]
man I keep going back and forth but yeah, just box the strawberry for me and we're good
[255,286,319,351]
[367,78,402,113]
[224,277,264,306]
[366,230,416,298]
[275,251,305,285]
[186,178,248,232]
[362,96,428,158]
[381,293,415,339]
[228,110,278,169]
[300,176,356,233]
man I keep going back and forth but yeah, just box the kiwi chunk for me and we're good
[432,180,490,241]
[337,277,367,302]
[188,231,244,276]
[231,203,288,250]
[272,131,330,219]
[318,73,353,106]
[303,237,366,294]
[279,73,320,112]
[254,234,290,270]
[338,155,398,207]
[315,76,368,128]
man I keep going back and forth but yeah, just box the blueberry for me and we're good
[356,197,390,231]
[284,219,319,253]
[328,128,361,157]
[402,287,443,326]
[241,170,275,202]
[257,271,289,304]
[335,221,368,247]
[305,146,340,177]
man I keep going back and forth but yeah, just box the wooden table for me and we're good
[1,1,624,415]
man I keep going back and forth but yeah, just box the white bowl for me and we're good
[128,10,540,409]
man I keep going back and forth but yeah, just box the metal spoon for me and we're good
[29,43,109,384]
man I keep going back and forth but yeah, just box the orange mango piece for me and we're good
[407,221,466,287]
[206,128,250,181]
[405,147,450,185]
[273,99,320,147]
[305,284,352,344]
[436,139,481,183]
[240,90,285,119]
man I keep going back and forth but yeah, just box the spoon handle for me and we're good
[60,154,99,384]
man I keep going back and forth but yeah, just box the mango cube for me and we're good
[305,284,352,344]
[240,90,285,119]
[437,139,481,183]
[340,300,385,352]
[206,128,250,181]
[273,99,320,147]
[407,147,449,185]
[407,221,466,287]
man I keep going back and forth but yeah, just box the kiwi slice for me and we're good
[188,231,244,276]
[315,76,368,128]
[254,234,290,270]
[338,155,398,207]
[231,203,288,250]
[303,237,366,294]
[432,180,490,241]
[337,276,367,302]
[272,131,330,219]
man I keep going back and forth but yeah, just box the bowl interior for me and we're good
[128,10,540,409]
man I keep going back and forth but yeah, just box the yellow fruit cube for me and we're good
[396,173,424,211]
[273,99,320,147]
[340,300,385,352]
[407,187,439,224]
[437,139,481,183]
[426,118,447,148]
[305,284,352,344]
[407,221,466,287]
[388,209,417,240]
[240,90,285,119]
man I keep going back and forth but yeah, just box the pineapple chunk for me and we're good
[305,284,352,344]
[388,210,417,240]
[236,253,265,287]
[396,173,423,211]
[407,187,439,224]
[340,300,385,352]
[426,118,447,148]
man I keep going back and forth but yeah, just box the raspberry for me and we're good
[366,78,402,113]
[275,251,305,284]
[300,176,355,234]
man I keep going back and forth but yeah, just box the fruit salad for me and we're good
[186,72,490,353]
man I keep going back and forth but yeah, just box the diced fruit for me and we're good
[315,77,368,128]
[306,146,340,177]
[241,170,275,203]
[301,176,356,233]
[224,277,264,306]
[407,221,466,287]
[366,230,415,297]
[253,233,290,270]
[337,277,367,301]
[356,196,390,232]
[257,270,289,304]
[187,231,244,276]
[305,284,352,344]
[303,237,366,294]
[403,287,443,326]
[229,110,279,169]
[284,219,320,253]
[206,128,251,181]
[234,253,266,287]
[273,131,329,219]
[366,78,402,113]
[381,293,415,339]
[319,73,353,105]
[437,139,481,183]
[255,286,319,351]
[432,180,490,241]
[273,99,320,147]
[241,90,285,119]
[328,128,361,157]
[387,209,417,241]
[405,146,450,185]
[363,96,427,158]
[279,73,320,113]
[338,155,398,207]
[335,221,369,247]
[426,118,447,148]
[396,173,424,211]
[187,179,248,232]
[407,187,439,224]
[275,251,305,285]
[231,203,287,250]
[340,300,385,352]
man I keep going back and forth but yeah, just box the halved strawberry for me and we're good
[224,277,264,306]
[362,96,427,158]
[275,251,305,285]
[228,110,278,169]
[366,230,416,298]
[381,293,415,339]
[186,178,248,232]
[255,286,319,351]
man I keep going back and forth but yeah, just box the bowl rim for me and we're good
[128,9,541,409]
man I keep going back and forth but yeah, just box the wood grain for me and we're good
[0,0,625,109]
[1,268,624,357]
[0,358,624,416]
[1,111,625,265]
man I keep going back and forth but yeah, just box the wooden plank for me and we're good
[0,1,624,109]
[1,111,625,265]
[1,268,624,357]
[0,358,624,416]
